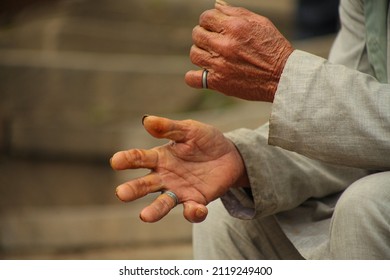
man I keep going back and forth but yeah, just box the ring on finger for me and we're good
[161,190,179,207]
[202,69,209,89]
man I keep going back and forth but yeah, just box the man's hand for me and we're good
[110,115,248,223]
[185,0,294,102]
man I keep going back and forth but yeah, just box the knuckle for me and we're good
[135,177,150,190]
[129,149,145,166]
[122,182,138,198]
[161,196,175,209]
[189,46,200,63]
[191,25,200,38]
[260,15,272,25]
[228,18,247,34]
[199,9,213,24]
[154,196,172,213]
[217,38,238,58]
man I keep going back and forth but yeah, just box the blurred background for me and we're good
[0,0,337,259]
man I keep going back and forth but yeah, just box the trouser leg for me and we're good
[192,199,303,260]
[330,172,390,259]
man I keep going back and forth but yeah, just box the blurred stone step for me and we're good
[3,241,193,260]
[0,0,203,53]
[0,203,192,259]
[0,0,295,54]
[0,157,118,210]
[0,14,195,54]
[60,0,294,25]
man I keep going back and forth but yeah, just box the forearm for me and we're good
[270,50,390,170]
[223,124,369,219]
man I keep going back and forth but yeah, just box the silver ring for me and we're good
[202,69,209,89]
[161,190,179,207]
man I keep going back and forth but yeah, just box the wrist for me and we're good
[268,45,294,102]
[230,142,250,188]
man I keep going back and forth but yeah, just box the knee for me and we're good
[334,172,390,218]
[193,199,236,241]
[192,199,242,259]
[330,172,390,259]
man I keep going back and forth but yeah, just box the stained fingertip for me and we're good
[115,185,128,202]
[139,194,174,223]
[143,116,188,143]
[196,206,208,220]
[142,114,150,125]
[141,115,161,130]
[183,202,208,223]
[109,152,121,169]
[115,187,124,202]
[139,210,150,223]
[139,208,164,223]
[110,151,128,170]
[139,213,147,222]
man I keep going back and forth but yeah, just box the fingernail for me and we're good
[139,213,146,222]
[196,207,207,219]
[115,188,123,201]
[142,114,150,125]
[216,0,229,6]
[109,156,113,167]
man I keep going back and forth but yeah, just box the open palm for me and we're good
[110,115,246,223]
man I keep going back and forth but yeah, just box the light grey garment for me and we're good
[194,172,390,259]
[223,125,369,259]
[220,0,390,259]
[270,0,390,168]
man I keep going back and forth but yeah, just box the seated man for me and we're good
[110,0,390,259]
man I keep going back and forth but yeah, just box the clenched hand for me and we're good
[185,0,294,102]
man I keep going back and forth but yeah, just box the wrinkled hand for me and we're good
[185,0,294,102]
[110,115,248,223]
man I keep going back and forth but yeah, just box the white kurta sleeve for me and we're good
[269,50,390,171]
[222,123,368,219]
[269,0,390,170]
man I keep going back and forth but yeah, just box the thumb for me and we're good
[142,115,188,142]
[215,0,230,7]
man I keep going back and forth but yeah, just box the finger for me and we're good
[183,201,208,223]
[139,192,178,223]
[185,69,210,89]
[192,26,223,55]
[110,149,158,170]
[142,115,188,142]
[115,172,163,202]
[189,44,212,66]
[199,8,227,33]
